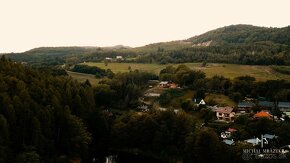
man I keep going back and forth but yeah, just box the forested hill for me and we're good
[6,46,131,66]
[132,25,290,65]
[187,24,290,46]
[5,24,290,66]
[0,56,96,162]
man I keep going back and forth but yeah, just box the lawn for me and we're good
[66,71,100,86]
[83,62,290,81]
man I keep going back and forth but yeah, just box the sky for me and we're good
[0,0,289,53]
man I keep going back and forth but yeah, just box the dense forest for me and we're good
[0,57,94,162]
[187,25,290,46]
[4,25,290,66]
[71,65,114,78]
[1,56,290,162]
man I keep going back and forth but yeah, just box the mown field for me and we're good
[66,71,100,86]
[83,62,290,81]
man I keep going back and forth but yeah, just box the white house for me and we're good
[116,56,123,60]
[193,99,206,106]
[198,99,206,106]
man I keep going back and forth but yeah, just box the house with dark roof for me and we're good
[278,102,290,118]
[238,101,255,109]
[278,102,290,111]
[258,101,274,108]
[238,101,255,113]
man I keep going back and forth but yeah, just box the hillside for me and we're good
[187,24,290,46]
[5,24,290,66]
[132,25,290,65]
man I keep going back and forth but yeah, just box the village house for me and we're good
[159,81,177,88]
[137,105,149,112]
[263,134,278,140]
[144,93,160,97]
[207,105,218,111]
[223,139,235,146]
[239,100,290,117]
[193,98,206,106]
[238,101,255,111]
[278,102,290,110]
[221,128,237,139]
[116,56,123,60]
[254,110,273,119]
[105,57,112,61]
[215,107,235,122]
[258,101,274,109]
[277,102,290,118]
[245,138,261,146]
[159,81,168,88]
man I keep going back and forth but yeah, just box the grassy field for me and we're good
[84,62,165,74]
[66,71,100,86]
[83,62,290,81]
[205,93,236,107]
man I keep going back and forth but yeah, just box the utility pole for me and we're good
[261,134,263,148]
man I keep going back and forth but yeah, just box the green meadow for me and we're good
[66,70,100,86]
[83,62,290,81]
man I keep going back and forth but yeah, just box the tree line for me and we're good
[71,64,114,78]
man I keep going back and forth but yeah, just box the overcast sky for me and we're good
[0,0,289,53]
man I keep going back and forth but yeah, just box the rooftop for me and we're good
[216,107,233,114]
[223,139,235,145]
[245,138,260,145]
[278,102,290,108]
[238,101,255,108]
[227,128,237,132]
[258,101,274,107]
[144,93,160,97]
[263,134,277,139]
[160,81,169,85]
[254,110,273,118]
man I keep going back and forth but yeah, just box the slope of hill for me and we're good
[132,25,290,65]
[5,24,290,66]
[187,24,290,46]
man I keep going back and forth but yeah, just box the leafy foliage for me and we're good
[272,66,290,75]
[72,64,114,78]
[0,57,94,162]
